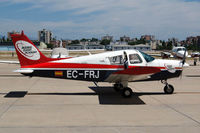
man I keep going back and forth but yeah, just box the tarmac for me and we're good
[0,62,200,133]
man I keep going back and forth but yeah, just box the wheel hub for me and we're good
[125,90,130,96]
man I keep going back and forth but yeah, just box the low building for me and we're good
[65,44,85,50]
[120,35,130,42]
[50,40,67,48]
[106,44,151,51]
[101,35,113,41]
[66,44,105,50]
[85,44,105,50]
[141,35,155,42]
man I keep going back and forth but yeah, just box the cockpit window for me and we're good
[177,48,185,51]
[129,54,142,64]
[139,51,155,62]
[109,55,123,65]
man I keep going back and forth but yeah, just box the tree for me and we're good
[46,43,53,49]
[166,41,173,50]
[2,36,6,42]
[162,41,166,48]
[71,40,80,44]
[128,38,146,45]
[128,41,136,45]
[91,38,98,42]
[80,38,87,42]
[100,39,110,45]
[7,38,10,42]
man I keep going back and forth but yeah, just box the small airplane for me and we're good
[51,40,69,58]
[160,46,190,59]
[171,46,189,59]
[11,31,189,98]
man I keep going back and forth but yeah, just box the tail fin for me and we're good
[11,31,51,67]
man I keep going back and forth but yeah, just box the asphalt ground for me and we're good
[0,62,200,133]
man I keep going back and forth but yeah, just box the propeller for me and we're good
[123,51,128,69]
[180,49,187,79]
[181,49,187,67]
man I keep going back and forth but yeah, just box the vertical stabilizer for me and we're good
[11,31,51,67]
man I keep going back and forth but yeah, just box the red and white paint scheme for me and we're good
[11,31,189,98]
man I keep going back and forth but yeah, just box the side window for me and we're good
[129,54,142,64]
[109,55,123,65]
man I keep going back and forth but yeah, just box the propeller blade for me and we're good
[180,49,187,79]
[123,51,128,69]
[181,49,187,67]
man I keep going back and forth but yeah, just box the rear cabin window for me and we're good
[109,55,123,65]
[129,54,142,64]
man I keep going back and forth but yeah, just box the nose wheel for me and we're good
[164,84,174,94]
[161,80,174,94]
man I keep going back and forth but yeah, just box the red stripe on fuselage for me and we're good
[114,66,161,75]
[21,62,124,69]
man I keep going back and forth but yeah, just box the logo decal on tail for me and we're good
[16,40,40,60]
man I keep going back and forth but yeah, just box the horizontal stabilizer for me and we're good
[0,60,20,64]
[13,69,34,73]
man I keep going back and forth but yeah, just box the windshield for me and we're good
[139,51,155,62]
[177,48,185,51]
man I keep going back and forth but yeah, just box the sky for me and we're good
[0,0,200,40]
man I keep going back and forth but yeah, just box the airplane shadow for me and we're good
[4,91,97,98]
[185,75,200,77]
[3,87,167,105]
[89,86,166,105]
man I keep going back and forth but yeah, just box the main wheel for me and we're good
[122,87,132,98]
[113,83,123,92]
[164,84,174,94]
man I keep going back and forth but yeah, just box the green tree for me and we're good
[100,39,111,45]
[80,38,87,42]
[7,38,10,42]
[166,41,173,50]
[46,43,53,49]
[128,38,146,45]
[2,36,6,42]
[128,41,136,45]
[91,38,98,42]
[71,40,80,44]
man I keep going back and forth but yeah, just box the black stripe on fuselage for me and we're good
[22,70,116,82]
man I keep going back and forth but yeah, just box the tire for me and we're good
[164,84,174,94]
[113,83,123,92]
[122,87,132,98]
